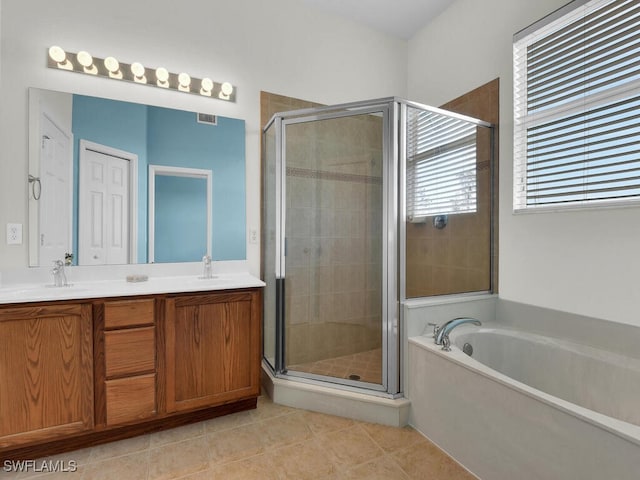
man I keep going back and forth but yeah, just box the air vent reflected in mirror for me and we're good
[197,113,217,126]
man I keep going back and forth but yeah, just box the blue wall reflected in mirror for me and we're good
[66,93,246,264]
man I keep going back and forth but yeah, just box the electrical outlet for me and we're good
[249,229,258,244]
[6,223,23,245]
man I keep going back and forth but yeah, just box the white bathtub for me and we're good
[408,324,640,480]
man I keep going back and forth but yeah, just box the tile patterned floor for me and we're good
[2,394,476,480]
[288,348,383,384]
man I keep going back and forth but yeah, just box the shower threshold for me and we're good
[261,359,410,427]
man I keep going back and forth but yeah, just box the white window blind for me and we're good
[513,0,640,210]
[406,106,478,221]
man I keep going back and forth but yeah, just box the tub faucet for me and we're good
[51,259,68,287]
[435,317,481,351]
[202,255,213,279]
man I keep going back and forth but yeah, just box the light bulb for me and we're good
[201,77,214,93]
[221,82,234,96]
[156,67,169,83]
[178,72,191,88]
[131,62,145,78]
[104,56,120,73]
[48,46,66,64]
[77,51,93,68]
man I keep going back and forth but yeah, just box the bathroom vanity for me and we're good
[0,274,263,460]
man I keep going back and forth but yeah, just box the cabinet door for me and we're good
[165,290,261,413]
[0,304,93,448]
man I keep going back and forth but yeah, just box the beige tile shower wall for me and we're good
[406,79,499,298]
[283,111,383,366]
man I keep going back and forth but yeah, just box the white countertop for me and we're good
[0,262,265,304]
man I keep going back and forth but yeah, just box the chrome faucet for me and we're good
[434,317,482,351]
[202,255,213,279]
[51,260,68,287]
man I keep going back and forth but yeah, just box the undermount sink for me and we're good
[149,275,223,284]
[0,284,87,300]
[141,275,228,290]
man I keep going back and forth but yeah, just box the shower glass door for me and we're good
[279,104,395,392]
[262,119,279,371]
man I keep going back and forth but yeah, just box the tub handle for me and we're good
[441,335,451,352]
[427,322,440,338]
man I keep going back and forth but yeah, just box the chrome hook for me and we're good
[28,174,42,200]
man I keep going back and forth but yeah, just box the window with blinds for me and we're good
[513,0,640,211]
[406,106,478,222]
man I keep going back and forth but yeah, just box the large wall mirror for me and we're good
[28,88,246,267]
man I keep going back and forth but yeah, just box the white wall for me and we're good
[3,0,638,327]
[0,0,2,93]
[408,0,640,326]
[0,0,407,275]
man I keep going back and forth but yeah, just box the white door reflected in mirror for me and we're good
[38,114,72,267]
[78,140,138,265]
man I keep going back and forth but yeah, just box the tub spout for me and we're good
[435,317,481,351]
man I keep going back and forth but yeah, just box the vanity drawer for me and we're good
[104,299,155,329]
[105,374,156,425]
[105,326,155,378]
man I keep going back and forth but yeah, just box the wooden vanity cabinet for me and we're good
[165,289,262,413]
[0,287,262,459]
[0,303,93,448]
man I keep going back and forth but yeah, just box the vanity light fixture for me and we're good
[48,46,72,70]
[220,81,234,100]
[103,56,122,79]
[130,62,147,83]
[156,67,169,87]
[46,46,236,102]
[178,72,191,92]
[200,77,214,96]
[76,51,97,74]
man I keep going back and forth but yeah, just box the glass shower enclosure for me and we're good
[263,98,493,397]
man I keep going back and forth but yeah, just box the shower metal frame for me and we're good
[263,97,493,398]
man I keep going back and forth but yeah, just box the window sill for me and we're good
[513,199,640,215]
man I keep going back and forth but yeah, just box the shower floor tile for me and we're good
[288,348,383,384]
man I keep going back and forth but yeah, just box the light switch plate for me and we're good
[7,223,22,245]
